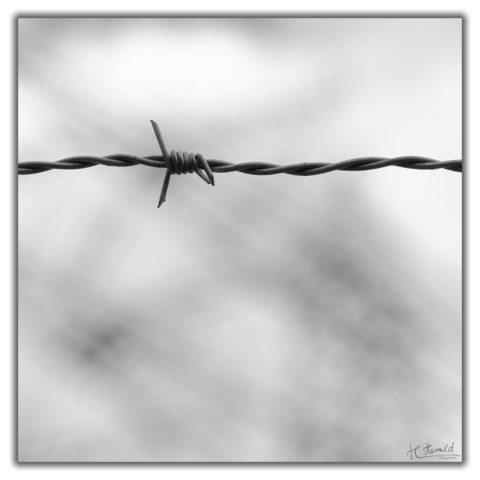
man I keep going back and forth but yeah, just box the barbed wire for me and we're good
[18,155,463,176]
[18,120,462,207]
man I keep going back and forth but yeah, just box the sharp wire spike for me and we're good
[197,154,215,186]
[150,120,172,208]
[157,170,171,208]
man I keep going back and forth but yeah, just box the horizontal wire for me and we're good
[18,155,462,176]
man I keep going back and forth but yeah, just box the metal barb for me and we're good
[150,120,215,208]
[150,120,173,208]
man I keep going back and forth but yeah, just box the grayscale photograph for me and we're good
[17,17,462,462]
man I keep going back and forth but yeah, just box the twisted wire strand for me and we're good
[18,155,462,175]
[17,120,462,207]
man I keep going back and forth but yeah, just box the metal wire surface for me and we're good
[18,155,462,175]
[18,153,462,177]
[18,121,462,207]
[18,153,463,175]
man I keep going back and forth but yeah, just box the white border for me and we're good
[2,1,477,478]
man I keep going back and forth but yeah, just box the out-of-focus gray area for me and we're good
[18,18,462,462]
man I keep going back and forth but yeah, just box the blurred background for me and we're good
[18,18,462,462]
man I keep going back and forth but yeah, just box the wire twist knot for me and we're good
[168,151,213,183]
[150,120,214,207]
